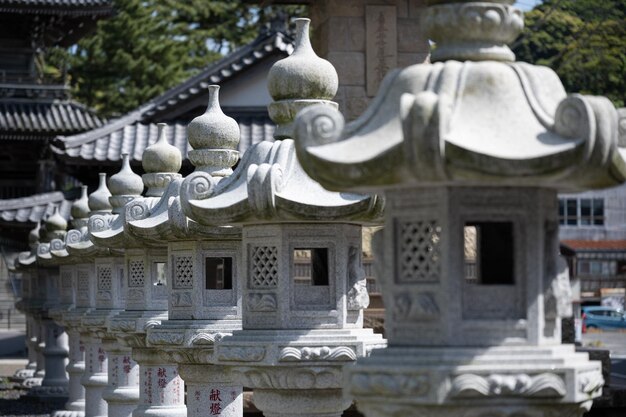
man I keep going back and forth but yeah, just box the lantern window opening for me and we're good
[153,262,167,286]
[294,248,329,287]
[205,257,233,290]
[464,222,514,286]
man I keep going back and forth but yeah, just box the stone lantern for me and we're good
[82,164,137,417]
[30,205,71,400]
[19,231,48,389]
[293,1,623,416]
[12,222,44,385]
[47,186,91,417]
[129,88,245,417]
[182,18,386,417]
[65,173,111,417]
[91,127,187,417]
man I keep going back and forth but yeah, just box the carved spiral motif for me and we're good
[89,216,108,232]
[66,229,83,245]
[295,105,345,147]
[50,239,64,251]
[554,94,591,140]
[37,244,50,256]
[181,172,216,201]
[127,202,148,220]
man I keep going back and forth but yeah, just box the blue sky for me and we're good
[515,0,543,11]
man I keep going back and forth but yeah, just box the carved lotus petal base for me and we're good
[109,310,167,348]
[147,320,242,365]
[216,328,385,367]
[348,345,602,417]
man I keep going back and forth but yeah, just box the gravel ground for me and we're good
[0,377,65,417]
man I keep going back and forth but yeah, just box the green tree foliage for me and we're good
[44,0,304,117]
[513,0,625,107]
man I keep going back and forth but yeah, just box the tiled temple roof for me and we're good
[52,117,274,164]
[52,30,292,164]
[0,99,104,139]
[0,0,112,14]
[0,191,70,224]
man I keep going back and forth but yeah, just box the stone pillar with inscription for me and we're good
[91,129,186,417]
[29,206,71,400]
[183,19,385,417]
[128,88,244,417]
[81,168,131,417]
[294,1,620,416]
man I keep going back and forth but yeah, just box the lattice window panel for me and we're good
[251,246,278,287]
[61,272,72,288]
[174,256,193,289]
[128,260,145,287]
[97,266,112,290]
[398,220,441,282]
[78,271,89,290]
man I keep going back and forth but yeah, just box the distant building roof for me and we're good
[0,0,112,14]
[52,117,275,165]
[51,30,292,165]
[0,98,104,139]
[0,191,67,224]
[0,0,114,47]
[561,240,626,257]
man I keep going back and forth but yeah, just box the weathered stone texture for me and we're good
[310,0,429,119]
[327,51,365,87]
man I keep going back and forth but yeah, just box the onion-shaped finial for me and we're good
[109,153,144,196]
[88,173,113,213]
[71,185,90,219]
[186,85,240,177]
[45,205,68,237]
[142,123,182,174]
[267,18,338,101]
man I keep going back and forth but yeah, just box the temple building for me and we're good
[0,0,112,200]
[0,0,113,331]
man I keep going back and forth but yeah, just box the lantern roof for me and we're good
[89,134,182,248]
[293,1,626,193]
[126,86,243,244]
[181,19,383,227]
[182,138,383,226]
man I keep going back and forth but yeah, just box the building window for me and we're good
[577,260,615,276]
[558,198,604,226]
